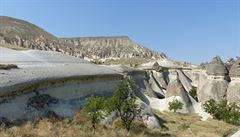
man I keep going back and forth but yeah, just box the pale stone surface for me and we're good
[143,116,160,129]
[227,78,240,105]
[229,58,240,77]
[197,56,229,103]
[147,95,211,120]
[0,78,120,120]
[198,78,228,103]
[0,47,124,95]
[148,96,191,113]
[0,47,123,120]
[137,99,161,128]
[157,59,180,68]
[227,59,240,105]
[151,70,167,89]
[0,47,161,125]
[206,56,228,76]
[182,70,208,90]
[165,78,193,111]
[176,70,193,92]
[148,72,165,97]
[231,130,240,137]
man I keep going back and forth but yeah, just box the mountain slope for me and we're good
[0,16,166,60]
[0,16,79,56]
[61,36,166,59]
[0,16,56,40]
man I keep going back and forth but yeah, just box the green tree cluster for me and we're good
[203,99,240,125]
[168,99,183,113]
[83,78,141,135]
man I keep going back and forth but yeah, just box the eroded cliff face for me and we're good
[227,58,240,105]
[0,47,163,128]
[198,56,229,103]
[0,75,122,120]
[61,36,166,59]
[0,64,160,128]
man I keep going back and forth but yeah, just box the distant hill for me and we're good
[61,36,166,59]
[0,16,166,60]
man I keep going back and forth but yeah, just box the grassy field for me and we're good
[153,110,239,137]
[0,110,238,137]
[0,112,166,137]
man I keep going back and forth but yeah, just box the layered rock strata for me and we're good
[198,56,229,103]
[227,58,240,105]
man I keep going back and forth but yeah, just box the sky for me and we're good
[0,0,239,64]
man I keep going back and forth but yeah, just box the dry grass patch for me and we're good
[103,58,151,66]
[0,111,168,137]
[0,44,29,51]
[0,110,238,137]
[154,110,239,137]
[0,64,18,70]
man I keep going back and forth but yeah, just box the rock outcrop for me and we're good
[176,70,193,92]
[206,56,229,76]
[61,36,166,59]
[147,71,165,98]
[165,74,193,113]
[0,47,163,128]
[229,58,240,77]
[198,56,229,103]
[227,58,240,105]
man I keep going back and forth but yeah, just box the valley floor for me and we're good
[0,110,238,137]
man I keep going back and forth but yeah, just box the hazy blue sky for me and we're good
[0,0,239,64]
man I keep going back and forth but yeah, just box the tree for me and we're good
[83,95,105,134]
[168,99,183,113]
[203,99,240,125]
[106,78,141,136]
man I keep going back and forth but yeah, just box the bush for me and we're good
[189,87,198,102]
[203,99,240,125]
[168,99,183,113]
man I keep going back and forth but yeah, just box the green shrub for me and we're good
[168,99,183,113]
[203,99,240,125]
[203,99,218,117]
[189,87,198,102]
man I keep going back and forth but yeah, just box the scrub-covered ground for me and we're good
[0,110,238,137]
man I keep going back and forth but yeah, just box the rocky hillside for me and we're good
[61,36,166,59]
[0,16,166,60]
[0,16,60,50]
